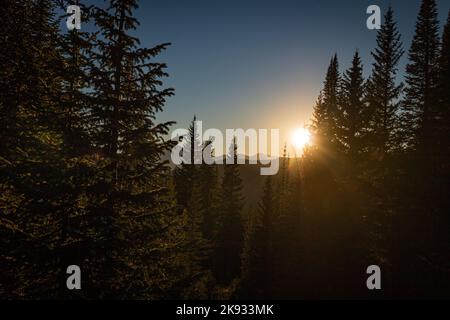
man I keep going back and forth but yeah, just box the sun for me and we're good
[292,128,311,151]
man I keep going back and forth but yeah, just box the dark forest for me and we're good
[0,0,449,299]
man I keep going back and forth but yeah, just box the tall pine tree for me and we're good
[214,138,244,285]
[311,55,341,160]
[85,0,178,298]
[366,7,404,162]
[338,50,368,166]
[402,0,441,156]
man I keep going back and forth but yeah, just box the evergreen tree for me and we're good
[311,55,341,158]
[322,54,340,145]
[397,0,442,296]
[240,176,275,298]
[338,50,367,165]
[366,7,404,161]
[197,141,220,241]
[85,0,177,298]
[57,2,93,157]
[402,0,441,156]
[0,0,68,298]
[173,116,202,212]
[435,10,450,283]
[181,180,214,298]
[438,11,450,165]
[311,91,325,139]
[214,138,244,285]
[53,1,98,298]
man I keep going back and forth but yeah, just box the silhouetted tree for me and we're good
[0,0,68,298]
[402,0,441,156]
[438,11,450,169]
[396,0,442,297]
[240,176,275,298]
[311,55,341,163]
[173,117,202,212]
[214,138,244,285]
[86,0,178,298]
[366,7,404,164]
[338,50,368,166]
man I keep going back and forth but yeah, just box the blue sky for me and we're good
[89,0,449,153]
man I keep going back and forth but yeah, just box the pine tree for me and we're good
[181,179,214,298]
[57,2,93,157]
[322,54,340,144]
[438,11,450,165]
[402,0,441,156]
[338,50,367,165]
[197,142,219,241]
[173,116,202,212]
[366,7,404,161]
[311,55,341,157]
[397,0,442,295]
[85,0,177,298]
[240,176,275,298]
[311,91,325,139]
[214,138,244,285]
[0,0,69,298]
[53,2,98,298]
[360,9,405,296]
[172,116,220,297]
[435,10,450,279]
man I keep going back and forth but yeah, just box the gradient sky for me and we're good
[92,0,449,155]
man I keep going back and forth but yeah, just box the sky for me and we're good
[91,0,449,155]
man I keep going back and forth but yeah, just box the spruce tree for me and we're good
[173,116,202,212]
[436,10,450,275]
[311,55,341,157]
[397,0,442,295]
[0,0,68,298]
[214,138,244,285]
[338,50,367,164]
[197,141,219,241]
[402,0,441,156]
[438,11,450,164]
[86,0,177,298]
[366,7,404,161]
[322,54,340,144]
[240,176,275,298]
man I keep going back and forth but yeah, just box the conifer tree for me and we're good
[240,176,275,298]
[173,117,202,212]
[402,0,441,156]
[311,91,325,138]
[366,7,404,161]
[435,10,450,271]
[438,11,450,165]
[396,0,442,295]
[0,0,68,298]
[311,55,341,156]
[214,138,244,285]
[322,55,341,144]
[338,50,367,164]
[182,180,213,296]
[197,142,219,241]
[362,10,405,287]
[85,0,177,298]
